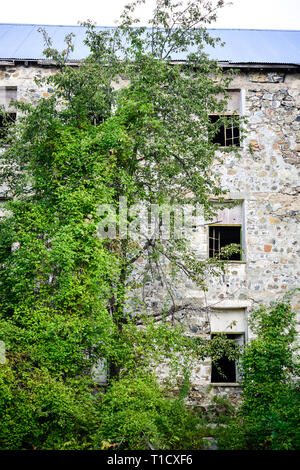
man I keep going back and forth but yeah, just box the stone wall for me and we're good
[0,63,55,107]
[128,70,300,403]
[215,71,300,313]
[1,63,299,405]
[0,63,56,201]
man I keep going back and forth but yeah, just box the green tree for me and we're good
[218,296,300,450]
[0,0,241,449]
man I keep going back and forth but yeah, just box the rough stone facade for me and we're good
[0,63,55,105]
[0,63,56,207]
[130,69,300,405]
[0,62,299,406]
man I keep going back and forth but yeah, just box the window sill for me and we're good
[208,259,246,264]
[211,383,242,387]
[216,146,242,150]
[226,260,246,264]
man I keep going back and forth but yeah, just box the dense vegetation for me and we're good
[0,0,298,450]
[218,297,300,450]
[0,0,241,450]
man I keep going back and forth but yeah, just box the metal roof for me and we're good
[0,23,299,65]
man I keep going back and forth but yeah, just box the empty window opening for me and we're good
[209,225,241,261]
[209,115,240,147]
[90,112,106,126]
[0,112,16,140]
[211,333,244,383]
[0,86,17,141]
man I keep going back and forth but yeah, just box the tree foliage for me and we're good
[218,297,300,450]
[0,0,242,449]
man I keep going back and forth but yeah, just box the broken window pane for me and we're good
[209,225,241,260]
[209,115,240,147]
[211,333,244,383]
[0,112,16,140]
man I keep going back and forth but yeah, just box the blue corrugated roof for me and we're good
[0,23,299,64]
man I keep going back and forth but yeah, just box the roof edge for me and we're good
[0,23,300,33]
[1,58,299,69]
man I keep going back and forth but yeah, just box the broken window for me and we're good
[0,112,16,140]
[209,115,240,147]
[208,202,244,261]
[209,225,241,260]
[209,89,241,147]
[0,87,17,140]
[89,112,106,126]
[211,333,244,383]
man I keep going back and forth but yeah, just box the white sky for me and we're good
[0,0,300,30]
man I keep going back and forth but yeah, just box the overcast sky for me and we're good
[0,0,300,30]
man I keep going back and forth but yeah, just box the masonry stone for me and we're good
[0,58,300,407]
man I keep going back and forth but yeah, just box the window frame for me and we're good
[208,223,242,261]
[208,88,242,148]
[209,113,241,148]
[206,199,246,262]
[0,111,17,141]
[210,332,245,385]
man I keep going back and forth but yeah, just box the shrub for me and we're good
[218,297,300,450]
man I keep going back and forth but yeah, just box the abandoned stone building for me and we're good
[0,24,299,403]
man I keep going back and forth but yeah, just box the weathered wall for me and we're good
[0,63,56,202]
[0,64,55,106]
[129,70,300,403]
[215,71,300,311]
[1,64,299,404]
